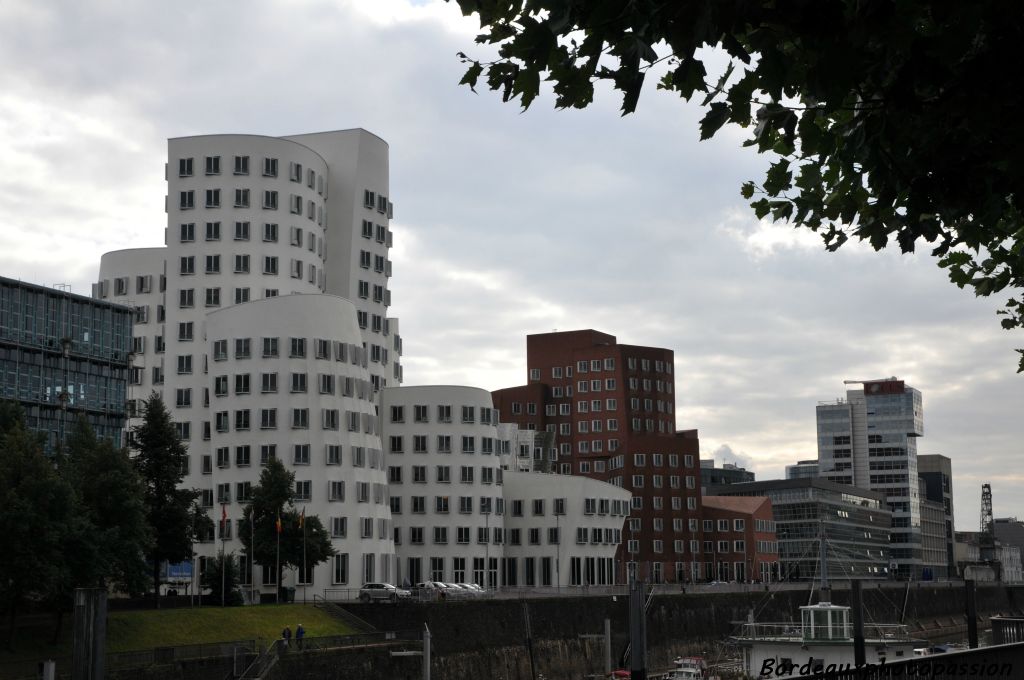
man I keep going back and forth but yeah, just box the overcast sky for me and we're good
[0,0,1020,531]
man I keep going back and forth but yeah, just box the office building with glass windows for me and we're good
[816,378,924,579]
[0,276,132,452]
[708,478,892,582]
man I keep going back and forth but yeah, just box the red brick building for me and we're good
[492,330,703,583]
[699,496,779,583]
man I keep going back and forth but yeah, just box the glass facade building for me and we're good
[0,276,132,452]
[817,379,924,579]
[708,478,892,582]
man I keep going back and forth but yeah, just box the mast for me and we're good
[818,517,831,603]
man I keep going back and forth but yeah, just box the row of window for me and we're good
[208,407,378,434]
[627,474,697,490]
[527,357,673,382]
[203,443,379,470]
[389,404,495,425]
[362,189,393,218]
[702,518,749,533]
[178,221,324,253]
[178,253,324,286]
[626,496,699,511]
[627,539,699,555]
[360,220,393,246]
[177,156,325,196]
[388,434,510,456]
[388,464,502,487]
[177,190,322,226]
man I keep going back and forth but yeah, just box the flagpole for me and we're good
[302,508,307,605]
[250,507,255,606]
[220,503,227,607]
[276,512,281,604]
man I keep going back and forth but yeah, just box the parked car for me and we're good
[453,583,483,598]
[358,582,411,603]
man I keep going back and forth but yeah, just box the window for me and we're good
[262,337,279,358]
[176,355,193,375]
[235,373,250,394]
[294,444,311,465]
[179,190,194,209]
[205,189,220,208]
[260,408,277,429]
[180,256,195,275]
[234,188,250,208]
[179,223,195,242]
[292,408,309,429]
[290,337,306,358]
[234,287,250,304]
[234,409,250,430]
[263,190,278,210]
[327,445,341,465]
[294,480,311,501]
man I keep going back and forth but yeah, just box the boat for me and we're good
[731,523,924,677]
[666,655,706,679]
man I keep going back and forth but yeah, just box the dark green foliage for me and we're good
[0,405,77,649]
[201,552,244,606]
[63,418,152,595]
[451,1,1024,370]
[132,393,208,602]
[242,458,334,589]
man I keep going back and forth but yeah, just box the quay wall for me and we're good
[269,584,1024,679]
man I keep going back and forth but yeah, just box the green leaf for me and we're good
[459,62,485,92]
[740,182,756,199]
[699,102,731,140]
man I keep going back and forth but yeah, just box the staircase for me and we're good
[312,594,376,633]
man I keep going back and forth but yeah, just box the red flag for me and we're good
[275,514,282,534]
[299,507,305,529]
[221,505,228,530]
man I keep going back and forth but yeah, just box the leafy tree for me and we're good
[0,404,77,650]
[132,393,208,605]
[62,418,151,595]
[201,552,243,607]
[242,458,334,598]
[451,1,1024,369]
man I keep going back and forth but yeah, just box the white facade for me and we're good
[95,130,403,592]
[502,471,631,587]
[204,294,395,588]
[381,385,630,588]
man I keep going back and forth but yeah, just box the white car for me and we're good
[358,582,411,603]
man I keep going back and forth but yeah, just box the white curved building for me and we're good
[382,385,631,589]
[205,294,395,588]
[95,129,403,593]
[382,385,507,587]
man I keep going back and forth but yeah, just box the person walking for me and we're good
[282,626,292,649]
[295,624,305,650]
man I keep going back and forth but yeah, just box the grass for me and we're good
[0,603,355,675]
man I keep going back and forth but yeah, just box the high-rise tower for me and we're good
[816,378,924,578]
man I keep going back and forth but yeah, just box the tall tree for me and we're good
[242,458,334,598]
[451,1,1024,369]
[0,404,76,650]
[63,418,152,595]
[132,393,206,605]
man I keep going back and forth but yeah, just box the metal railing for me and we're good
[733,622,914,642]
[992,616,1024,645]
[107,639,260,670]
[311,594,375,632]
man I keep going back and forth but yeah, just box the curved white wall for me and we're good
[97,247,169,425]
[205,294,395,590]
[381,385,507,586]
